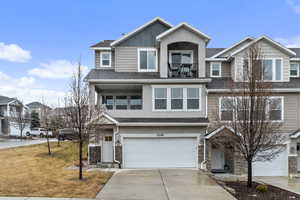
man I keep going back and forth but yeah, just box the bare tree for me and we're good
[64,62,99,180]
[215,45,285,187]
[40,99,52,155]
[11,100,30,140]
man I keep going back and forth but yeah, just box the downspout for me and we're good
[200,129,207,170]
[113,125,121,168]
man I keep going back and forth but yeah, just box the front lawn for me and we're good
[0,141,113,198]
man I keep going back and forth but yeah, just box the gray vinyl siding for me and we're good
[207,93,300,133]
[95,50,115,69]
[103,84,207,118]
[205,62,231,77]
[117,22,170,47]
[234,40,290,82]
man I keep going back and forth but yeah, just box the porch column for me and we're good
[205,139,212,171]
[159,41,168,78]
[96,91,102,107]
[198,42,206,78]
[89,83,96,109]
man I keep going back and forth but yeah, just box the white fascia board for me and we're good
[205,58,228,61]
[90,47,112,50]
[88,78,212,84]
[231,35,296,57]
[207,88,300,93]
[156,22,211,42]
[291,58,300,61]
[211,36,255,58]
[291,132,300,138]
[118,122,209,127]
[205,125,235,139]
[110,17,173,47]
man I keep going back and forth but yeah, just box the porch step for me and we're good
[96,162,119,168]
[211,169,226,173]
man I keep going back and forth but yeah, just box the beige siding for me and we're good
[115,47,138,72]
[206,61,231,77]
[219,39,253,58]
[207,93,300,133]
[234,40,290,82]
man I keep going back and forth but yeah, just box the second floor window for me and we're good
[290,63,299,77]
[138,48,157,72]
[262,59,282,81]
[219,96,283,121]
[210,62,221,77]
[153,87,201,111]
[100,52,111,67]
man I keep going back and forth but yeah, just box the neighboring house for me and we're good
[0,95,30,136]
[85,17,300,177]
[26,101,52,119]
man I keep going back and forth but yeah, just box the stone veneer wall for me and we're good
[115,146,122,164]
[288,156,298,176]
[198,145,204,164]
[233,151,247,175]
[89,145,101,165]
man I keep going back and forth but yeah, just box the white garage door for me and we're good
[253,147,288,176]
[123,137,197,168]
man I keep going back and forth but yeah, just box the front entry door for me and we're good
[211,145,225,170]
[102,135,113,162]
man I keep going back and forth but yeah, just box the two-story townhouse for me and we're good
[0,95,30,136]
[85,17,300,177]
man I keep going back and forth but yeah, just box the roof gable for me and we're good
[211,37,255,58]
[87,113,118,126]
[231,35,297,57]
[156,22,211,43]
[110,17,172,47]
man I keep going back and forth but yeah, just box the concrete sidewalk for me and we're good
[0,138,56,149]
[0,197,93,200]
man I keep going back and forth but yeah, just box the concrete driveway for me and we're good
[256,176,300,195]
[97,169,235,200]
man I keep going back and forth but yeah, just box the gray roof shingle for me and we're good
[207,77,300,89]
[206,48,225,58]
[290,48,300,58]
[115,117,209,123]
[85,69,160,80]
[91,40,114,48]
[0,95,16,105]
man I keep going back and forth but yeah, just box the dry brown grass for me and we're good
[0,141,113,198]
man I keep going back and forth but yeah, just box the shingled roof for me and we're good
[90,40,114,48]
[0,95,16,105]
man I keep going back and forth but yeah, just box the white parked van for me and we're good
[27,128,53,137]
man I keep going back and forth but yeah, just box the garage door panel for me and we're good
[124,138,197,168]
[253,147,288,176]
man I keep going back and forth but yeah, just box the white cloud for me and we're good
[28,59,88,79]
[287,0,300,14]
[275,36,300,47]
[0,42,31,62]
[0,71,65,106]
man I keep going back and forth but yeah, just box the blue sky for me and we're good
[0,0,299,106]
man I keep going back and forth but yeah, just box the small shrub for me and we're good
[256,184,268,192]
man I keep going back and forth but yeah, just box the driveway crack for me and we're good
[158,169,170,200]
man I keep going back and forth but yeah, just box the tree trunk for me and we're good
[247,159,253,188]
[79,139,83,180]
[46,131,51,155]
[20,130,23,141]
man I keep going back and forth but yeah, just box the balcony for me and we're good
[168,63,198,78]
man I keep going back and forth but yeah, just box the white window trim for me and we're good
[239,58,284,82]
[210,62,221,78]
[219,96,284,122]
[152,86,201,112]
[137,48,158,72]
[168,50,194,64]
[290,63,300,77]
[100,51,112,68]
